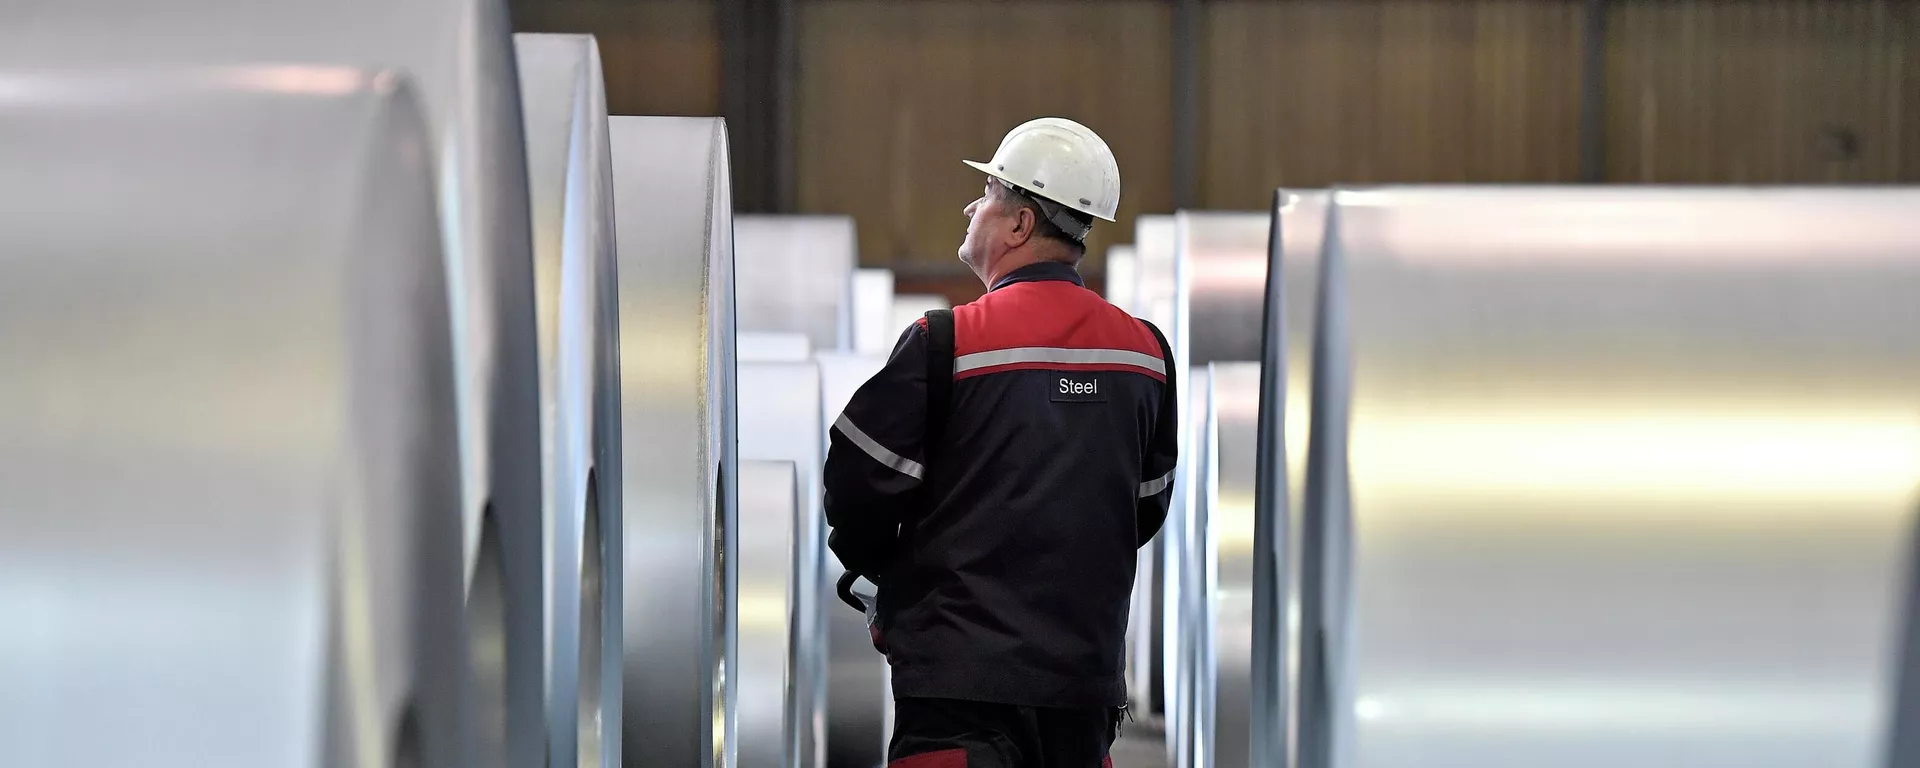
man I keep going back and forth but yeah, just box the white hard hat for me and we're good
[964,117,1121,232]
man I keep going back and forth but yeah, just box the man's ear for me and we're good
[1008,207,1035,247]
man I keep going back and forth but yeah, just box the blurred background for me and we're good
[511,0,1920,304]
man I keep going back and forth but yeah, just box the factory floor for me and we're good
[1109,717,1168,768]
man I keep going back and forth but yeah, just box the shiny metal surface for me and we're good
[816,353,893,768]
[818,355,888,438]
[581,58,624,768]
[740,332,817,363]
[1133,213,1180,733]
[887,295,951,335]
[515,32,622,768]
[1125,514,1158,717]
[1242,189,1328,768]
[1168,367,1213,768]
[1111,237,1145,722]
[1176,212,1270,366]
[1304,187,1920,768]
[737,335,828,768]
[735,215,858,352]
[1134,215,1179,338]
[1197,364,1262,768]
[739,363,829,768]
[611,116,739,768]
[1108,241,1150,715]
[1167,213,1274,768]
[1165,199,1326,768]
[1167,207,1274,768]
[1888,520,1920,768]
[0,6,548,766]
[1115,229,1157,729]
[736,461,806,768]
[853,269,897,357]
[0,71,465,767]
[1106,245,1138,313]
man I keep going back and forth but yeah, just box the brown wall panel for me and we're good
[1202,0,1586,208]
[522,0,1918,284]
[1606,0,1918,183]
[1908,0,1920,181]
[512,0,721,118]
[797,0,1173,276]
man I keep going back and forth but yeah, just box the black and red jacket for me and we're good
[823,261,1178,708]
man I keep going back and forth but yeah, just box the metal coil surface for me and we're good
[1128,214,1178,735]
[514,32,622,768]
[1166,207,1324,768]
[1298,187,1920,768]
[610,115,739,768]
[816,353,894,768]
[735,214,867,768]
[735,459,804,768]
[0,5,552,765]
[735,215,859,354]
[0,71,467,768]
[738,362,829,768]
[1106,245,1138,313]
[1177,212,1271,367]
[851,269,896,357]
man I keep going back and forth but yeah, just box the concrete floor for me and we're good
[1109,717,1167,768]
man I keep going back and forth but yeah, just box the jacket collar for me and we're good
[989,261,1084,292]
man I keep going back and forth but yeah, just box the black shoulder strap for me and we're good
[922,309,955,459]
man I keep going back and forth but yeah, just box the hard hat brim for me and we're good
[964,160,1117,222]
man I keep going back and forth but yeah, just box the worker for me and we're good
[823,117,1178,768]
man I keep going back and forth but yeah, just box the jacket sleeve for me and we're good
[823,321,929,581]
[1136,323,1178,546]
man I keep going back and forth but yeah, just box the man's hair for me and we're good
[991,181,1090,264]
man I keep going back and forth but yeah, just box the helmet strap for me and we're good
[998,179,1093,243]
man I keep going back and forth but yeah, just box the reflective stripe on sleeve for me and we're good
[833,413,926,481]
[1138,470,1174,498]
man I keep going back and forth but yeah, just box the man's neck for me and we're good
[980,247,1065,289]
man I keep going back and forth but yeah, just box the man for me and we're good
[822,117,1178,768]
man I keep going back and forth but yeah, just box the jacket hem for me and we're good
[889,661,1126,709]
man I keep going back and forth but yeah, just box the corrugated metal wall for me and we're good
[1607,0,1918,183]
[513,0,1920,282]
[797,0,1172,273]
[1203,0,1588,207]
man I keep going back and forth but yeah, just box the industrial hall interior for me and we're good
[6,1,1920,768]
